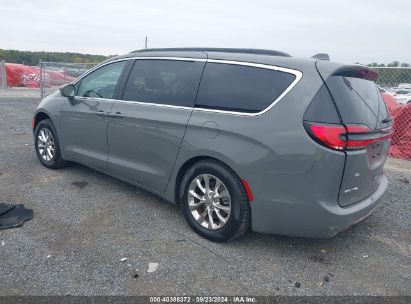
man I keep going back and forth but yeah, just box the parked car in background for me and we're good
[397,83,411,90]
[32,48,392,242]
[378,86,395,96]
[394,89,411,105]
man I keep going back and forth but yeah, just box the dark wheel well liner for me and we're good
[33,112,51,131]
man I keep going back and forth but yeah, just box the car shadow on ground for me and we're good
[62,161,376,256]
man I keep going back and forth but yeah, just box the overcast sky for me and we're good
[0,0,409,64]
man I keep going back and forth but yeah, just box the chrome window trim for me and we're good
[113,99,193,111]
[194,59,302,116]
[75,96,117,102]
[72,57,303,116]
[72,57,206,86]
[74,97,193,111]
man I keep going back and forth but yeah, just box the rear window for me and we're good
[326,76,388,129]
[195,63,296,113]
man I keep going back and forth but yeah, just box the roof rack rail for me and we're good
[130,48,291,57]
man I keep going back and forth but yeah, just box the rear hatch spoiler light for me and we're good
[331,65,379,81]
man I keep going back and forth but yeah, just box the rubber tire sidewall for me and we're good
[180,160,250,242]
[34,119,66,169]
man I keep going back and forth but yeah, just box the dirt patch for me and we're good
[72,181,88,189]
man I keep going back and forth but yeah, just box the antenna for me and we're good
[311,53,330,61]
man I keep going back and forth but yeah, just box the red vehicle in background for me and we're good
[381,92,401,114]
[4,63,75,88]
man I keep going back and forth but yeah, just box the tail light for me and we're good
[304,122,392,151]
[307,124,346,150]
[345,125,393,150]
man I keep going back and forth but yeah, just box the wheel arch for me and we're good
[33,111,51,131]
[174,155,243,205]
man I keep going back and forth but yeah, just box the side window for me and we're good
[78,61,126,99]
[195,63,297,113]
[122,60,204,107]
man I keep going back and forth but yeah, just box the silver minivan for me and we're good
[33,48,391,241]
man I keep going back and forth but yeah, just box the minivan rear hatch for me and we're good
[316,63,392,207]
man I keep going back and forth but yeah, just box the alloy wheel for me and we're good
[37,128,56,161]
[188,174,232,230]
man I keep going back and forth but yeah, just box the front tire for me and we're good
[180,160,250,242]
[34,119,67,169]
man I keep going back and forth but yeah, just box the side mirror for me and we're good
[60,84,75,99]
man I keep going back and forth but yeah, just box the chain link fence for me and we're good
[373,67,411,105]
[374,67,411,87]
[388,103,411,160]
[39,61,98,98]
[373,67,411,160]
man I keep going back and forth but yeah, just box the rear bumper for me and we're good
[250,174,388,238]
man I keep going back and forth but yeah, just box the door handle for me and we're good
[108,112,125,118]
[95,110,107,117]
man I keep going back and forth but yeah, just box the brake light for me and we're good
[332,66,379,81]
[308,124,346,150]
[304,122,392,151]
[345,125,370,133]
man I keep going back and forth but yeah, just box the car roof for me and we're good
[108,47,328,72]
[131,48,291,57]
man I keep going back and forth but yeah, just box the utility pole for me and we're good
[39,60,44,99]
[1,60,7,90]
[145,36,148,49]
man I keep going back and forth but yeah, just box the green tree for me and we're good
[0,49,110,65]
[387,61,400,67]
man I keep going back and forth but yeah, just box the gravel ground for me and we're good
[0,91,410,296]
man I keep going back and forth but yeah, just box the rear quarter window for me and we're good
[303,85,341,124]
[195,63,297,113]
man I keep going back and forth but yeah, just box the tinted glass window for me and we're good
[195,63,296,113]
[78,61,126,98]
[122,60,204,107]
[326,76,388,129]
[304,85,341,124]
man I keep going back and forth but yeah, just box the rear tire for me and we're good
[34,119,67,169]
[180,160,250,242]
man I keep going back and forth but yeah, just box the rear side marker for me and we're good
[241,179,254,202]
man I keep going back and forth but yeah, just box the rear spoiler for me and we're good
[316,60,379,82]
[331,65,379,81]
